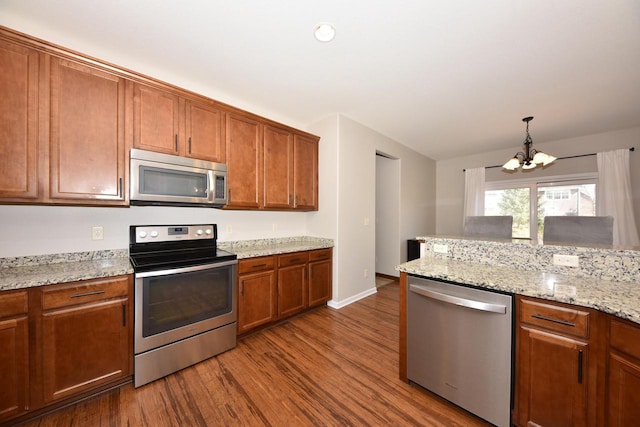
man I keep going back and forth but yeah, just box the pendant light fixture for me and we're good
[503,116,556,170]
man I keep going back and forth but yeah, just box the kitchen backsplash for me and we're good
[417,236,640,284]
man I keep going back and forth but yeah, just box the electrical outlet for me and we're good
[433,244,448,254]
[364,217,370,226]
[226,225,232,233]
[272,223,278,231]
[553,254,580,267]
[364,269,369,278]
[91,226,104,241]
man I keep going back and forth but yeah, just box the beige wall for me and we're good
[435,126,640,235]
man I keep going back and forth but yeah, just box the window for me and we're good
[484,174,597,241]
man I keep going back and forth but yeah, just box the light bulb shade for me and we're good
[502,157,521,170]
[521,161,536,170]
[541,154,557,166]
[532,151,547,164]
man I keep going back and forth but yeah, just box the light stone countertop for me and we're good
[218,236,334,259]
[0,255,133,291]
[396,257,640,325]
[0,237,333,292]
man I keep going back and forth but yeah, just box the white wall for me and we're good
[0,205,308,258]
[435,126,640,235]
[308,115,435,307]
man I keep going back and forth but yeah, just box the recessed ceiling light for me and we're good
[314,23,336,42]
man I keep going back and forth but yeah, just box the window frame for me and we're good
[484,172,598,240]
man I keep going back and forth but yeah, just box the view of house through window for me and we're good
[484,175,597,241]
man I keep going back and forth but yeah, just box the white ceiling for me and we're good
[2,0,640,160]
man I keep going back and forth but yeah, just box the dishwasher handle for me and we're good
[409,284,507,314]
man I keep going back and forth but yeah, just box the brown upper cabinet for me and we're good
[0,31,128,206]
[226,119,319,211]
[0,39,40,201]
[48,58,127,203]
[132,82,225,163]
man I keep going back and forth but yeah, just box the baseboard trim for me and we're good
[327,287,377,309]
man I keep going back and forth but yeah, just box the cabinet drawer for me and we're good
[278,252,309,268]
[309,248,332,262]
[238,256,275,274]
[610,319,640,360]
[519,298,590,338]
[42,276,129,310]
[0,290,28,318]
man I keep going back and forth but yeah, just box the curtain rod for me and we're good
[463,146,635,172]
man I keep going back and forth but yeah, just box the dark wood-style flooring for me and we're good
[22,283,490,426]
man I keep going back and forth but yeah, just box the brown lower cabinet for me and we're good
[0,275,133,426]
[0,290,29,422]
[513,295,607,427]
[607,318,640,426]
[237,248,332,335]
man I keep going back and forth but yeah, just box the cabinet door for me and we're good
[225,114,262,208]
[132,83,181,155]
[0,290,29,423]
[293,134,318,210]
[608,353,640,426]
[238,270,277,334]
[0,39,40,200]
[278,264,307,318]
[49,58,126,203]
[263,125,293,209]
[308,259,331,308]
[41,277,131,403]
[185,99,225,162]
[516,326,588,427]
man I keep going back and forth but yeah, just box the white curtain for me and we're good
[463,167,486,224]
[597,149,640,246]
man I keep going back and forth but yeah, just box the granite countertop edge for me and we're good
[397,257,640,326]
[0,237,334,291]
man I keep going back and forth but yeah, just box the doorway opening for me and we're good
[375,151,400,287]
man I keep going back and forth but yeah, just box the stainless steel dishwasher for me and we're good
[407,275,513,427]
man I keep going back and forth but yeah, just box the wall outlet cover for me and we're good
[553,254,580,267]
[433,244,448,254]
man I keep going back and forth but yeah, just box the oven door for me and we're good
[134,260,237,354]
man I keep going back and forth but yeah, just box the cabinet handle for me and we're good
[531,313,575,327]
[188,137,192,154]
[241,280,244,296]
[295,195,298,207]
[578,350,583,384]
[122,304,126,327]
[70,290,105,299]
[228,188,232,202]
[118,177,123,198]
[175,134,179,152]
[252,263,267,268]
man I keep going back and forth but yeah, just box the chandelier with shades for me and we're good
[503,116,556,170]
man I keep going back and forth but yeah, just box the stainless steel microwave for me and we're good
[130,148,227,207]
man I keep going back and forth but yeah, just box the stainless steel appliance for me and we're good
[129,224,237,387]
[407,276,513,427]
[130,148,227,207]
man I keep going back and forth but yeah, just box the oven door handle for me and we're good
[134,259,238,278]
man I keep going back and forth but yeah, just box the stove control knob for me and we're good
[196,229,204,236]
[205,228,212,235]
[139,231,147,239]
[150,231,159,238]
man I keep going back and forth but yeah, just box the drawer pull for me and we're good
[70,290,106,299]
[291,258,301,263]
[531,313,575,327]
[578,349,583,384]
[252,263,267,269]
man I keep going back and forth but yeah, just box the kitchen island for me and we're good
[396,236,640,427]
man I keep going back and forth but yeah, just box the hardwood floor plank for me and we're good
[21,283,490,427]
